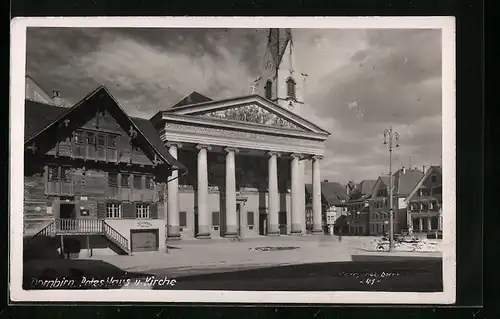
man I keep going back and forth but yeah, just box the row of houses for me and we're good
[305,166,443,236]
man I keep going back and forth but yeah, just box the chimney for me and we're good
[423,165,426,175]
[52,90,61,106]
[402,166,406,174]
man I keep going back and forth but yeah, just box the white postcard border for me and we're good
[9,16,456,304]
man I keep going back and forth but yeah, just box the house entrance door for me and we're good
[59,203,76,231]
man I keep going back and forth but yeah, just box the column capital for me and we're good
[166,141,183,149]
[224,147,239,154]
[267,151,281,158]
[290,153,304,159]
[312,155,324,161]
[196,144,212,151]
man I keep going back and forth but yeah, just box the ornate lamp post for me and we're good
[383,127,400,251]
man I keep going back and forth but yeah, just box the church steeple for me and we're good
[256,28,306,118]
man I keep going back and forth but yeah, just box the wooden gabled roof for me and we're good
[404,166,443,203]
[24,86,187,172]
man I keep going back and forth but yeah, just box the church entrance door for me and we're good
[259,212,267,235]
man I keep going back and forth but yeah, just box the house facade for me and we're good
[24,87,186,256]
[368,176,392,236]
[346,180,375,236]
[404,166,443,234]
[367,167,424,236]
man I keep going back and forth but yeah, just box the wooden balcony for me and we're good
[72,144,118,162]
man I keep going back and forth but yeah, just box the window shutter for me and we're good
[97,202,106,219]
[150,203,158,219]
[122,202,135,219]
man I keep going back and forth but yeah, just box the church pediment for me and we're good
[199,103,301,130]
[165,95,330,135]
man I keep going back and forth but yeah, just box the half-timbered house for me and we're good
[24,86,186,256]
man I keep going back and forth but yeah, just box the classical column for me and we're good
[299,159,306,231]
[167,142,182,239]
[196,144,211,239]
[224,147,239,237]
[290,153,303,235]
[419,218,423,232]
[267,151,280,235]
[427,217,432,231]
[311,155,324,234]
[438,213,443,231]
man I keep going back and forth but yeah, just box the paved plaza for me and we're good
[88,235,442,277]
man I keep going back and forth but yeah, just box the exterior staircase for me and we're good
[26,219,130,255]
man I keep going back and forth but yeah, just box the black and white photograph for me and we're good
[10,17,456,304]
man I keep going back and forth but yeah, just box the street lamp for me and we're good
[383,127,400,251]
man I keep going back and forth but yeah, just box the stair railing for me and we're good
[102,222,129,252]
[24,220,56,247]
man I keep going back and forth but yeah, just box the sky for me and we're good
[25,27,443,185]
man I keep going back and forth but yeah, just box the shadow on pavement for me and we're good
[23,258,154,290]
[162,259,443,292]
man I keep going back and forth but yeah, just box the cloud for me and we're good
[25,27,442,184]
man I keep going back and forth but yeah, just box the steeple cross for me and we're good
[129,125,138,139]
[26,141,38,154]
[251,83,257,94]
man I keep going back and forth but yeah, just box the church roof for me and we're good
[24,87,186,172]
[268,28,293,66]
[171,91,213,108]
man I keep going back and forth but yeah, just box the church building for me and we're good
[23,29,331,256]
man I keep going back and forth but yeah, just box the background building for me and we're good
[405,166,443,234]
[346,180,375,236]
[305,180,348,234]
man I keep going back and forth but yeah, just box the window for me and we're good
[286,77,296,98]
[133,175,143,189]
[145,176,155,189]
[86,132,96,145]
[121,174,130,188]
[431,174,437,183]
[107,135,117,148]
[136,203,150,219]
[108,173,118,187]
[432,185,442,195]
[97,134,106,146]
[106,203,122,218]
[265,80,272,99]
[212,211,220,226]
[179,211,187,227]
[60,167,71,182]
[247,211,254,226]
[48,166,59,181]
[74,131,84,144]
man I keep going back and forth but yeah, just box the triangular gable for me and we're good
[370,176,393,198]
[24,86,186,172]
[165,94,331,135]
[404,166,442,204]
